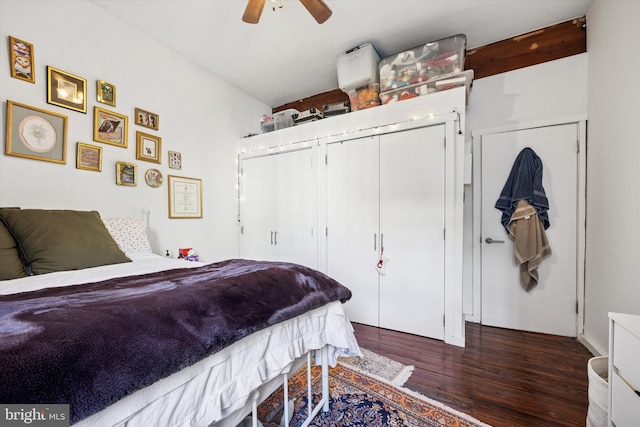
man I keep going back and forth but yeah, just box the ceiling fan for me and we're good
[242,0,332,24]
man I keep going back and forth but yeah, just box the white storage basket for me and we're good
[587,356,608,427]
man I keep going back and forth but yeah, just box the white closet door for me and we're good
[326,137,379,326]
[240,148,317,267]
[274,148,318,268]
[241,154,278,261]
[379,125,446,339]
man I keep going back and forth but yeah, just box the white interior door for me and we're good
[480,124,579,336]
[379,125,445,339]
[326,137,379,326]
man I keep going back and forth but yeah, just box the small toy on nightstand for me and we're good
[178,247,199,262]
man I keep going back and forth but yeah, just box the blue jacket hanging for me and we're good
[495,147,550,232]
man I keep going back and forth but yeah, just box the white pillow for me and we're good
[102,217,153,255]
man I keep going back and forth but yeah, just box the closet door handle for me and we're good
[270,231,274,245]
[273,231,278,245]
[380,233,384,249]
[373,233,377,251]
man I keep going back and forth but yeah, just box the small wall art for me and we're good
[47,66,87,113]
[168,150,182,169]
[9,36,35,83]
[134,107,159,130]
[136,131,161,164]
[93,106,128,148]
[5,100,67,164]
[145,168,163,188]
[116,161,137,186]
[96,80,116,107]
[76,142,102,172]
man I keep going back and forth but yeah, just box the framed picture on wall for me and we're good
[134,107,159,130]
[5,100,67,164]
[116,161,137,186]
[93,106,128,148]
[168,150,182,169]
[96,80,116,107]
[168,175,202,218]
[76,142,102,172]
[136,131,161,164]
[9,36,35,83]
[47,66,87,113]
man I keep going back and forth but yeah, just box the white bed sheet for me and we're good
[1,254,361,427]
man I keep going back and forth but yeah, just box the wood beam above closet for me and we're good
[273,17,586,114]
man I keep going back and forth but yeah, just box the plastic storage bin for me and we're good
[273,109,299,130]
[378,34,466,93]
[378,70,472,105]
[260,115,274,133]
[348,83,380,111]
[337,43,380,92]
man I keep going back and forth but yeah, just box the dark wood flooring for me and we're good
[352,322,595,427]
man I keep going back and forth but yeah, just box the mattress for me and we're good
[0,254,361,426]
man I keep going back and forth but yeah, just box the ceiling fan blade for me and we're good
[299,0,332,24]
[242,0,266,24]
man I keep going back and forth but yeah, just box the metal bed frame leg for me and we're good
[297,346,329,427]
[250,391,259,427]
[250,346,329,427]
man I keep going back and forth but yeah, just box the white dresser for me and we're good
[608,312,640,427]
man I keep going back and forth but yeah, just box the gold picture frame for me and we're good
[136,131,161,164]
[93,106,128,148]
[47,66,87,113]
[116,161,137,186]
[168,175,202,218]
[97,80,116,107]
[168,150,182,169]
[5,100,67,164]
[9,36,35,83]
[145,168,163,188]
[76,142,102,172]
[134,107,159,130]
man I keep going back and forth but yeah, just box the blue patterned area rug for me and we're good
[258,350,491,427]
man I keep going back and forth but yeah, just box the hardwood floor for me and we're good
[352,322,595,427]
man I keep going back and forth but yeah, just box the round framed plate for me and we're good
[19,115,57,153]
[144,168,163,188]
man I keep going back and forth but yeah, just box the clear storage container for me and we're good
[379,34,466,93]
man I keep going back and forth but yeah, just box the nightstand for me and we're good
[608,312,640,426]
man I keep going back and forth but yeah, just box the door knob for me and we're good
[485,237,505,244]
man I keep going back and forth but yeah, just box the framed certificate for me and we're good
[168,175,202,218]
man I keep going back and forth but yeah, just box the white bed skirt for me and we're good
[74,301,360,427]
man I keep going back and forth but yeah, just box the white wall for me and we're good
[0,0,270,262]
[583,0,640,355]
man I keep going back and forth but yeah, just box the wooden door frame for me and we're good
[470,115,587,335]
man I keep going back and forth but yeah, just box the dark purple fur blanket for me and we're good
[0,259,352,424]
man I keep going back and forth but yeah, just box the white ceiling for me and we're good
[92,0,594,108]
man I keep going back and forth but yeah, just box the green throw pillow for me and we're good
[0,209,131,275]
[0,218,28,280]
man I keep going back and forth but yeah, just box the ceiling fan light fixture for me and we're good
[242,0,332,24]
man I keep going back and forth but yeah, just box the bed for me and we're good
[0,209,361,426]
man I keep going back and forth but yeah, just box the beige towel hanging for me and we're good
[507,199,552,291]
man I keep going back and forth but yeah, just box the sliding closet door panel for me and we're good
[326,137,379,326]
[240,154,279,261]
[379,125,446,339]
[275,148,318,268]
[240,148,317,267]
